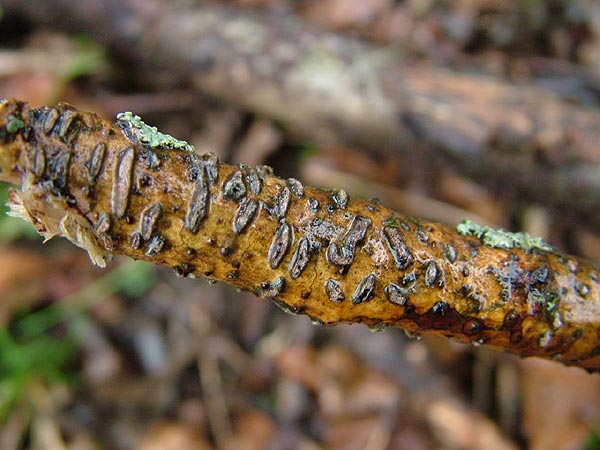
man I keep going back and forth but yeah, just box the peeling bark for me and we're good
[1,99,600,371]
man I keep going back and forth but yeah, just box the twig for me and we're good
[1,99,599,371]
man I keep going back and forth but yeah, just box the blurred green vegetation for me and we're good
[0,257,157,425]
[62,34,107,81]
[584,430,600,450]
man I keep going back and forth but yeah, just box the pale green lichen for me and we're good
[456,220,553,252]
[116,111,194,152]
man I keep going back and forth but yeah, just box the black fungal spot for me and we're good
[220,245,232,256]
[332,189,349,209]
[566,259,578,274]
[444,244,457,263]
[385,283,408,306]
[402,271,417,286]
[301,290,311,300]
[231,260,241,269]
[222,170,247,202]
[49,150,71,194]
[268,221,292,269]
[575,282,590,297]
[383,226,414,270]
[42,107,59,134]
[28,146,46,178]
[325,279,345,303]
[233,198,259,234]
[130,231,142,250]
[326,216,371,268]
[325,203,336,214]
[140,203,162,241]
[287,178,304,198]
[424,261,440,287]
[98,234,114,251]
[202,152,219,186]
[503,309,521,328]
[352,274,376,304]
[85,142,106,185]
[257,276,286,298]
[174,263,195,278]
[144,234,165,257]
[416,229,429,244]
[254,165,273,180]
[532,264,549,284]
[245,167,262,195]
[274,186,291,219]
[145,150,162,170]
[308,198,320,213]
[463,319,483,336]
[288,237,311,279]
[185,171,209,234]
[185,247,196,257]
[432,301,449,316]
[56,109,78,142]
[94,212,112,235]
[111,147,135,219]
[185,153,203,182]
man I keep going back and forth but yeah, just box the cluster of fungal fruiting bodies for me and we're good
[2,99,600,371]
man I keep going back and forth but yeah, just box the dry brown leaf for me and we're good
[225,410,275,450]
[521,358,600,450]
[140,422,212,450]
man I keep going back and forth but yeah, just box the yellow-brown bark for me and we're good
[1,99,600,371]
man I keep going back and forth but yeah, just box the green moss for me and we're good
[6,115,25,134]
[456,220,553,252]
[406,216,423,227]
[62,34,107,81]
[116,111,195,152]
[383,217,399,228]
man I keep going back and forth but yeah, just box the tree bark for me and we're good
[4,0,600,231]
[1,99,600,371]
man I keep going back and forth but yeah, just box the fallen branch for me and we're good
[1,99,599,371]
[4,0,600,231]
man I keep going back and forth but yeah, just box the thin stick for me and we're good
[1,99,599,371]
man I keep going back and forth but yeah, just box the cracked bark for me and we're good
[3,0,600,231]
[1,99,600,372]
